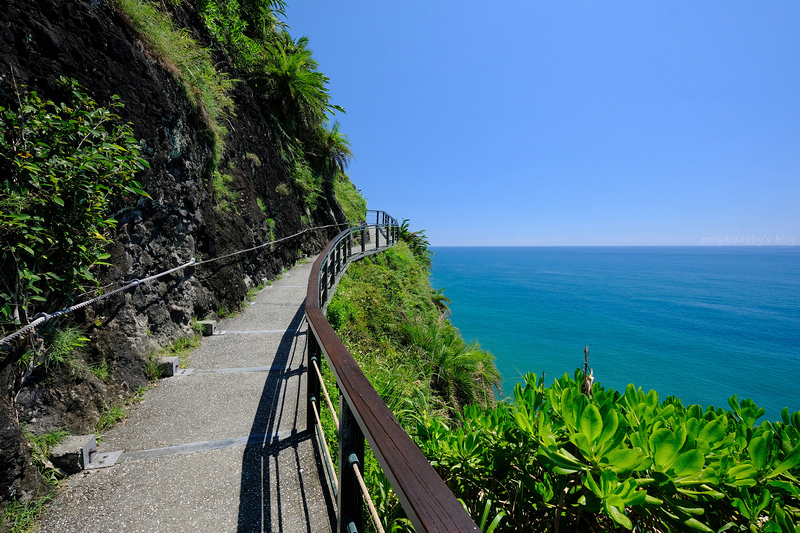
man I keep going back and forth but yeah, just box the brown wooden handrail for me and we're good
[305,217,479,533]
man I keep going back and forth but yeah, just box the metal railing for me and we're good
[305,211,479,533]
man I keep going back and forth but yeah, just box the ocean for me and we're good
[429,246,800,421]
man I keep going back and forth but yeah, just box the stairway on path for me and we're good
[37,258,335,533]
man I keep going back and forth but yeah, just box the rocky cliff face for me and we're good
[0,0,348,509]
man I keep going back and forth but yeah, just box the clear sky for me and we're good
[286,1,800,246]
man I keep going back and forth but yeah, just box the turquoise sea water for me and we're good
[429,246,800,421]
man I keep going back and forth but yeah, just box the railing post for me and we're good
[376,225,380,249]
[338,398,365,533]
[348,232,353,261]
[321,258,329,307]
[307,334,321,432]
[361,227,366,254]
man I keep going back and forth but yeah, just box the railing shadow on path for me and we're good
[236,304,336,532]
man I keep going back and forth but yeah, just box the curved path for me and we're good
[38,257,335,532]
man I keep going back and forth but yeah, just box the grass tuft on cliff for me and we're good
[115,0,234,168]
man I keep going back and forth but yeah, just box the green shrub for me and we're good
[211,171,238,212]
[326,299,356,330]
[417,372,800,532]
[323,238,503,530]
[0,78,149,329]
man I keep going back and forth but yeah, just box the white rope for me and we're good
[311,398,339,493]
[351,458,386,533]
[312,358,340,431]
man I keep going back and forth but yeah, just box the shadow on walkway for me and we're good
[236,304,335,532]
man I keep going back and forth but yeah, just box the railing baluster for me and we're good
[321,259,328,307]
[307,338,322,431]
[338,398,364,533]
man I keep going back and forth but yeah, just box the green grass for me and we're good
[291,160,322,213]
[144,350,162,381]
[191,316,205,333]
[245,287,258,303]
[211,171,238,212]
[43,327,89,371]
[97,403,126,432]
[334,175,367,225]
[115,0,233,167]
[89,360,111,381]
[23,426,69,487]
[321,239,503,530]
[1,493,53,533]
[158,334,201,369]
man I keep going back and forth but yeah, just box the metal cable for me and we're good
[193,223,344,267]
[0,259,194,346]
[0,222,349,346]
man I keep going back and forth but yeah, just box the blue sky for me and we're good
[286,1,800,246]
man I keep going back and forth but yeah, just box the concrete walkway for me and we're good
[37,258,335,532]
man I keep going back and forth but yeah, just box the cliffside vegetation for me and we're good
[325,230,800,532]
[322,226,501,530]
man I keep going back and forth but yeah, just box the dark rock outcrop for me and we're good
[0,0,348,509]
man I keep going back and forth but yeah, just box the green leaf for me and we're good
[683,517,714,532]
[584,471,604,497]
[673,449,705,478]
[485,511,506,533]
[605,500,633,530]
[561,387,575,429]
[598,410,620,448]
[766,443,800,479]
[604,449,649,474]
[698,418,726,446]
[727,463,758,487]
[748,436,768,471]
[651,428,678,471]
[52,196,64,206]
[539,446,587,474]
[580,404,603,444]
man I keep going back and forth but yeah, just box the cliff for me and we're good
[0,0,355,511]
